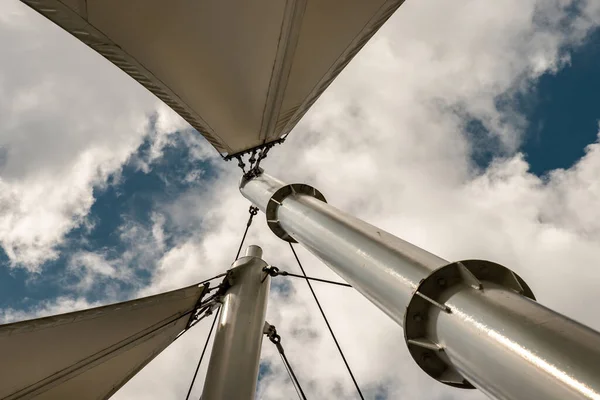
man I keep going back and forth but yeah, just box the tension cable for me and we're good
[235,205,259,260]
[264,323,307,400]
[288,243,365,400]
[197,272,227,286]
[262,266,352,288]
[185,307,221,400]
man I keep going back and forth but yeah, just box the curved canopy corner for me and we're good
[21,0,406,156]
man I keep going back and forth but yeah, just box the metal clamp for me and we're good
[403,259,535,389]
[266,183,327,242]
[263,322,284,353]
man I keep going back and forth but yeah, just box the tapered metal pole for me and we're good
[202,245,270,400]
[240,172,600,400]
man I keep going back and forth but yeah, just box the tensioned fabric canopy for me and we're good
[21,0,405,156]
[0,283,206,400]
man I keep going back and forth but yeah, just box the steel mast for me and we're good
[240,171,600,400]
[202,245,271,399]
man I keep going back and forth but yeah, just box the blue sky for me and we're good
[522,28,600,176]
[466,28,600,177]
[0,128,217,309]
[2,1,600,399]
[3,26,600,309]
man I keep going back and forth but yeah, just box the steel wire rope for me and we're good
[235,206,259,260]
[289,243,365,400]
[265,325,307,400]
[279,352,305,400]
[198,273,227,286]
[185,308,221,400]
[281,272,352,287]
[262,266,352,288]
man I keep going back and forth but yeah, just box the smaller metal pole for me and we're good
[245,245,262,258]
[201,246,270,400]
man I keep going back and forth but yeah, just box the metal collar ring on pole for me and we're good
[265,183,327,242]
[403,259,535,389]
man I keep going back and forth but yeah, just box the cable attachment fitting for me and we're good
[225,138,285,177]
[234,206,260,261]
[248,149,257,166]
[235,156,247,174]
[239,141,282,180]
[262,266,278,283]
[262,266,287,277]
[263,322,307,399]
[248,206,259,223]
[263,322,284,354]
[212,269,234,300]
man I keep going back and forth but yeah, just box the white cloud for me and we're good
[0,295,99,324]
[2,0,600,399]
[0,0,199,270]
[64,211,173,298]
[67,251,125,291]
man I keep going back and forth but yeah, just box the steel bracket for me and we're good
[403,259,535,389]
[265,183,327,242]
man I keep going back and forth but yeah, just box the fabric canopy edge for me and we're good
[20,0,229,154]
[0,282,207,334]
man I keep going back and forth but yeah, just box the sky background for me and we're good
[1,0,600,399]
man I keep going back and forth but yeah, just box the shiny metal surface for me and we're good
[403,259,536,389]
[240,172,600,400]
[278,195,447,324]
[432,284,600,400]
[240,173,447,325]
[202,246,270,400]
[240,172,286,214]
[245,244,263,258]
